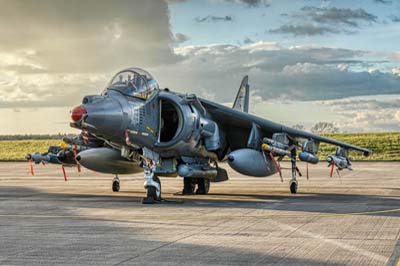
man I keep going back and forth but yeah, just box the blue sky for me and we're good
[170,0,400,52]
[0,0,399,134]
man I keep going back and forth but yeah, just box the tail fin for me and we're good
[232,75,249,113]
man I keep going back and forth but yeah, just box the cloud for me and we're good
[270,6,378,36]
[392,52,400,61]
[389,15,400,22]
[300,6,377,27]
[269,23,339,36]
[195,15,234,23]
[0,0,184,108]
[0,0,180,73]
[243,37,255,44]
[317,96,400,132]
[392,68,400,76]
[150,43,400,104]
[373,0,392,4]
[173,33,190,43]
[226,0,270,7]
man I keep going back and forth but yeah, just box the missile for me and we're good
[262,138,289,150]
[25,153,59,164]
[261,143,291,157]
[327,155,352,170]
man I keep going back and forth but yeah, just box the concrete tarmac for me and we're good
[0,161,399,266]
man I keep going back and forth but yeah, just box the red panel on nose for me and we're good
[71,106,87,121]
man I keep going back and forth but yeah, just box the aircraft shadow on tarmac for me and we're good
[1,186,399,218]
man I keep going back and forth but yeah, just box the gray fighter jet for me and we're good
[69,67,372,204]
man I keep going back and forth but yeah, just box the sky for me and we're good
[0,0,399,134]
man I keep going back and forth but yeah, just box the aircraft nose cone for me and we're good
[79,95,126,138]
[71,105,87,122]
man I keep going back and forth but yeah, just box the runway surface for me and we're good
[0,161,399,266]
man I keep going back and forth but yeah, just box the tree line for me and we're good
[0,133,75,141]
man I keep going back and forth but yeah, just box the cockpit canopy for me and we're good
[103,68,159,100]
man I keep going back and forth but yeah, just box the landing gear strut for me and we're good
[142,163,161,204]
[289,148,298,194]
[182,178,210,195]
[112,175,120,192]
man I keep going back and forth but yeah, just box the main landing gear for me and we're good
[182,177,210,195]
[289,148,298,194]
[112,175,120,192]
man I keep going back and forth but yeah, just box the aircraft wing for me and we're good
[200,98,372,156]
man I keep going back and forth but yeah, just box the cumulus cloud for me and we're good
[0,0,179,73]
[150,43,400,103]
[195,15,234,23]
[317,96,400,132]
[0,0,182,107]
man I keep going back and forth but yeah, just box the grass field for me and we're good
[319,132,400,161]
[0,139,61,161]
[0,133,399,161]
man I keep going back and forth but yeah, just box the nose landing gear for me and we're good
[142,164,161,204]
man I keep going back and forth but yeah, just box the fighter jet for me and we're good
[69,67,371,204]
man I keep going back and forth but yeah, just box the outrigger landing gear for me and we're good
[112,175,120,192]
[289,148,298,194]
[142,163,161,204]
[182,177,210,195]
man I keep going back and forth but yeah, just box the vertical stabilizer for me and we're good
[232,75,249,113]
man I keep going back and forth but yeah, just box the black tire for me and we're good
[146,186,157,199]
[183,177,196,195]
[290,181,297,194]
[146,175,161,201]
[112,180,120,192]
[196,178,210,195]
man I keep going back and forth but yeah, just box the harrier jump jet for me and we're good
[69,68,371,203]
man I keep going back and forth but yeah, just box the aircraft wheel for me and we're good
[143,176,161,204]
[182,177,196,195]
[290,180,298,194]
[196,178,210,195]
[112,178,120,192]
